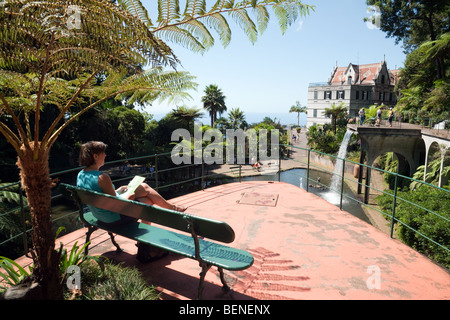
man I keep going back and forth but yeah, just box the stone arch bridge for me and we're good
[347,123,450,203]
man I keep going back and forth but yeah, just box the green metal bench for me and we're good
[59,183,254,299]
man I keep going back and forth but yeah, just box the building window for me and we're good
[337,90,345,100]
[324,91,331,100]
[314,90,318,100]
[313,109,317,117]
[347,76,352,84]
[356,90,360,99]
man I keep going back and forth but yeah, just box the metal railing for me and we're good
[1,145,449,267]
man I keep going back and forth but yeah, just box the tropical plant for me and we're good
[0,0,194,299]
[228,107,248,130]
[361,104,382,125]
[365,0,449,54]
[411,146,450,190]
[0,182,31,258]
[377,186,450,268]
[74,260,159,300]
[201,84,227,127]
[0,0,312,299]
[170,105,204,132]
[323,103,348,134]
[289,101,307,127]
[0,256,33,291]
[395,32,450,119]
[125,0,314,52]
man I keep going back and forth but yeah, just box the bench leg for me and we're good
[84,225,97,255]
[108,232,122,253]
[198,263,211,300]
[218,267,230,292]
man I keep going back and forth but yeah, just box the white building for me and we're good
[307,61,400,127]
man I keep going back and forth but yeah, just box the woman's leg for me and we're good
[134,183,185,211]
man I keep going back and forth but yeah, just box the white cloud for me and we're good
[296,20,304,32]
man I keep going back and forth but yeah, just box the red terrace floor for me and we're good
[17,181,450,300]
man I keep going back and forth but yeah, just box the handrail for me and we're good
[0,145,448,267]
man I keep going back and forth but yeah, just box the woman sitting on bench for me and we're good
[77,141,185,227]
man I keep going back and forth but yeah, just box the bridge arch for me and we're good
[348,124,450,202]
[421,135,450,187]
[356,127,424,176]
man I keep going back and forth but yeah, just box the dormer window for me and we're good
[347,76,352,84]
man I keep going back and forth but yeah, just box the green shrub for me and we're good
[68,260,160,300]
[377,186,450,268]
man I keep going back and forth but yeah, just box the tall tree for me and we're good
[170,105,204,132]
[0,0,312,298]
[228,107,248,129]
[201,84,227,127]
[0,0,194,299]
[396,32,450,118]
[366,0,449,78]
[324,103,347,134]
[289,100,307,126]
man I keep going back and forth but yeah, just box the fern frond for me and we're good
[155,26,208,53]
[203,12,231,47]
[117,0,154,27]
[183,0,207,18]
[252,5,270,34]
[153,0,313,49]
[116,68,198,105]
[229,7,258,43]
[157,0,181,25]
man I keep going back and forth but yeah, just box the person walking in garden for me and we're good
[388,108,394,127]
[376,107,382,126]
[359,108,365,125]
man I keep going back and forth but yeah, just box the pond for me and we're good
[238,168,371,225]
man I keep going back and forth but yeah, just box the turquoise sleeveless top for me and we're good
[76,170,121,223]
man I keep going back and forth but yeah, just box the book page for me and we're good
[120,175,145,197]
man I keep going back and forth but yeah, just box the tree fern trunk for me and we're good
[17,142,62,300]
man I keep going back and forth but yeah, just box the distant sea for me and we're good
[152,112,307,127]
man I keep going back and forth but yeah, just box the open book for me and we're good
[118,175,145,197]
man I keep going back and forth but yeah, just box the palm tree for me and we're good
[228,108,248,130]
[0,0,313,298]
[323,103,348,134]
[202,84,227,127]
[170,106,204,132]
[289,101,307,126]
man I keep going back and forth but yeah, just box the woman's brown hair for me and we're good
[79,141,107,167]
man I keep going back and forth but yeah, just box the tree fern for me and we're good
[120,0,314,52]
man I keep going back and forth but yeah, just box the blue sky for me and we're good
[142,0,406,118]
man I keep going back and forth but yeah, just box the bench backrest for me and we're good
[60,183,235,243]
